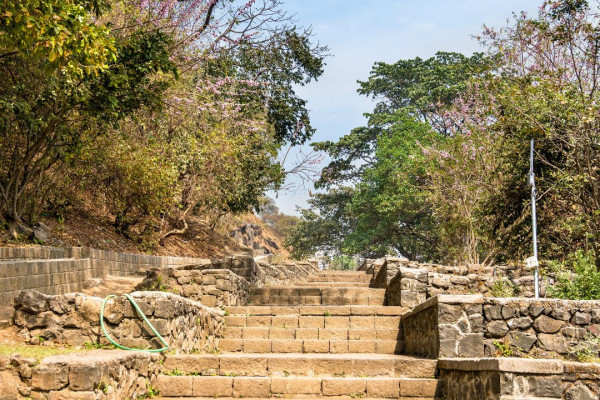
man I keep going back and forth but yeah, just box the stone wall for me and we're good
[0,246,210,310]
[138,268,250,307]
[212,255,317,286]
[402,295,600,360]
[376,256,555,308]
[14,289,224,353]
[29,350,160,400]
[385,267,428,308]
[0,354,38,399]
[438,357,600,400]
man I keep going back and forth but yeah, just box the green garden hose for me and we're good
[100,294,170,353]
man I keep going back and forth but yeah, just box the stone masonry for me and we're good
[14,290,224,353]
[402,294,600,360]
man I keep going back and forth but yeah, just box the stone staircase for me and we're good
[155,270,440,399]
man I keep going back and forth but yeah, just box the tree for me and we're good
[0,0,176,237]
[298,52,490,261]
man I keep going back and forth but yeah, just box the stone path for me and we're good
[155,270,439,399]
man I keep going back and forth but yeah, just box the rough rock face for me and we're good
[230,223,280,255]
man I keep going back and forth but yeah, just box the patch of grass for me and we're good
[0,344,84,360]
[350,392,365,398]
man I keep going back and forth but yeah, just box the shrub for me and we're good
[549,251,600,300]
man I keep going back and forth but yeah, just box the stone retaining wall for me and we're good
[29,350,160,400]
[0,354,38,399]
[138,268,250,307]
[402,295,600,360]
[438,357,600,400]
[375,257,554,307]
[0,246,210,309]
[14,289,224,353]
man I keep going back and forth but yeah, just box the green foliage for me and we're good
[549,251,600,300]
[0,0,326,247]
[329,255,357,271]
[294,1,600,266]
[490,278,521,298]
[0,0,116,75]
[571,334,600,363]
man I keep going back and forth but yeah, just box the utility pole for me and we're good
[529,139,540,298]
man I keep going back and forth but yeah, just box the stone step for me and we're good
[155,375,439,398]
[249,287,385,306]
[250,287,381,296]
[225,314,402,329]
[158,397,434,400]
[249,295,385,306]
[161,353,436,378]
[317,271,370,276]
[309,276,372,282]
[224,327,400,341]
[224,314,401,330]
[297,282,370,287]
[218,338,402,354]
[225,305,406,316]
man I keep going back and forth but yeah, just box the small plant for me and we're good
[283,370,290,377]
[550,250,600,300]
[324,311,331,317]
[165,368,184,376]
[490,278,520,298]
[333,372,346,377]
[350,392,365,398]
[571,334,600,363]
[492,339,513,357]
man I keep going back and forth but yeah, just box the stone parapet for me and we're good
[14,289,224,353]
[137,267,250,307]
[0,246,211,310]
[438,357,600,400]
[402,295,600,360]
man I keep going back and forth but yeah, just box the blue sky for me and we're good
[269,0,542,215]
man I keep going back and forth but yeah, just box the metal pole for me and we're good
[530,139,540,298]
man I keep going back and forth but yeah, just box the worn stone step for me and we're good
[224,327,400,341]
[224,314,401,330]
[225,305,406,316]
[219,338,402,354]
[158,397,433,400]
[155,375,439,398]
[249,296,385,306]
[309,277,372,283]
[297,281,370,287]
[250,287,382,297]
[249,288,386,306]
[161,353,436,378]
[317,271,370,276]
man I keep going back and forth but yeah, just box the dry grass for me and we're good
[0,344,84,360]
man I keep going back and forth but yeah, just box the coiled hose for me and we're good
[100,294,169,353]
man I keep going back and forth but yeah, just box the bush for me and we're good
[549,251,600,300]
